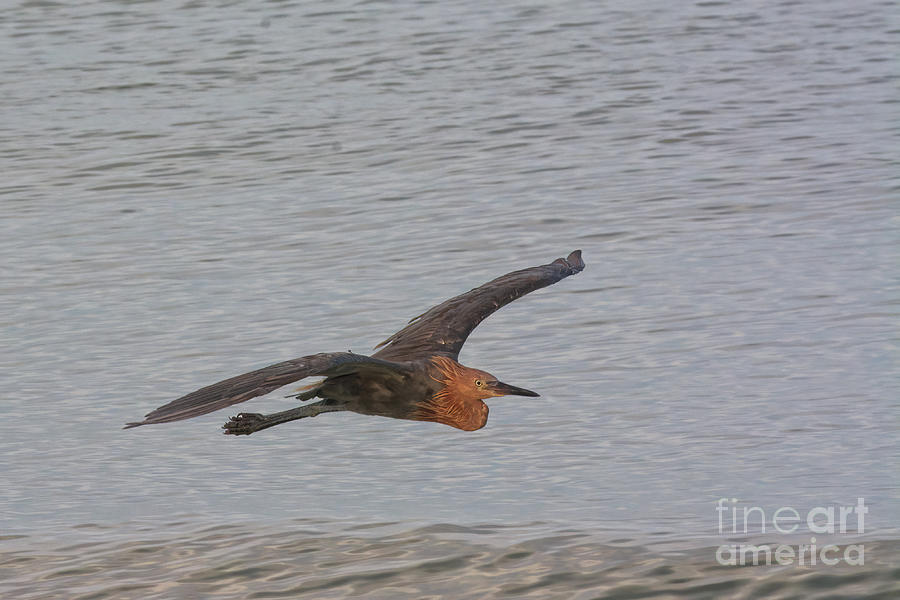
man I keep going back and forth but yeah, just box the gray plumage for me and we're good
[125,250,584,434]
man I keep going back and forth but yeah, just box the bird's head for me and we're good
[430,356,539,401]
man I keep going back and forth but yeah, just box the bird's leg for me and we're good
[223,399,343,436]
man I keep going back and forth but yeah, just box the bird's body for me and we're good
[125,250,584,434]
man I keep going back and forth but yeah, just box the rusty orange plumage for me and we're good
[125,250,584,434]
[411,357,492,431]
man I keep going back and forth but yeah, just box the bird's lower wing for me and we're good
[124,352,407,428]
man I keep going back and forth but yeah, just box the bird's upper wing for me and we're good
[124,352,409,427]
[372,250,585,361]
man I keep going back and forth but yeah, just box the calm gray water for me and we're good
[2,0,898,598]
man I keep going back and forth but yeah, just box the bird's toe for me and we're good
[223,412,266,435]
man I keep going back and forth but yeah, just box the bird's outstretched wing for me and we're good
[373,250,585,361]
[124,352,408,428]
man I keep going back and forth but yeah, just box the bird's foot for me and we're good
[223,412,267,436]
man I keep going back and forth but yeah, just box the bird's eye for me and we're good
[475,379,483,387]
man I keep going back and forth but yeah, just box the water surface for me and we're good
[2,0,898,597]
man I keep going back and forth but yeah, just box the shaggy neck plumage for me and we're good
[412,356,488,431]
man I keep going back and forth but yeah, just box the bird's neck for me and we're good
[428,355,468,385]
[413,356,488,431]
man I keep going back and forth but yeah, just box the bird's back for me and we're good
[319,359,439,420]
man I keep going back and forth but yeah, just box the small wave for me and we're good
[2,521,897,599]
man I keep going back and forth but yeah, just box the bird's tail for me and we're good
[285,378,326,400]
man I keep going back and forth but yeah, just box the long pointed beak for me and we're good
[488,380,540,397]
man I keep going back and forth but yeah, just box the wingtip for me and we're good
[566,249,584,271]
[553,250,584,273]
[123,421,144,429]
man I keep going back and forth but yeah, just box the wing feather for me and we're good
[124,352,408,427]
[373,250,584,361]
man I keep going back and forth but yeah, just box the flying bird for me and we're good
[125,250,584,434]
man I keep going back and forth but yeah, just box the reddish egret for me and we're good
[125,250,584,434]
